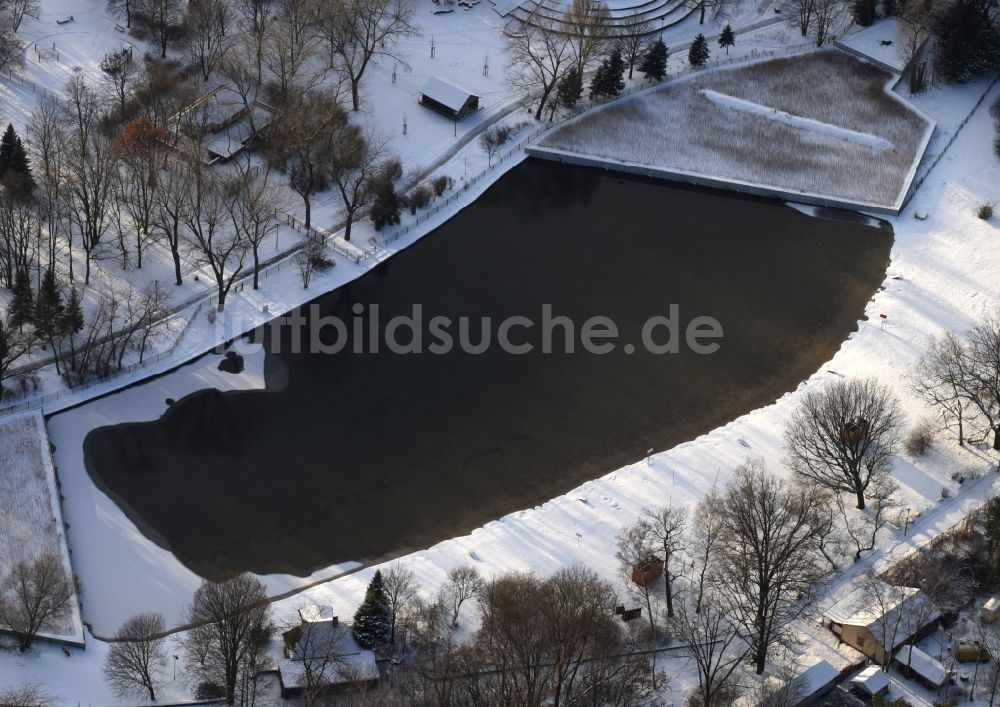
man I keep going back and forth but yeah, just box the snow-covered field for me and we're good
[535,48,933,211]
[2,0,1000,702]
[0,411,83,644]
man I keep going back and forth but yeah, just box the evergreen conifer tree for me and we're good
[688,34,710,68]
[589,49,626,100]
[556,69,584,112]
[719,25,736,55]
[34,269,64,339]
[934,0,1000,82]
[0,124,35,197]
[352,570,391,649]
[851,0,877,26]
[62,286,85,338]
[0,124,17,175]
[9,270,34,332]
[638,40,668,81]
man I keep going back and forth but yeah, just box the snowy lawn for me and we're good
[535,48,933,211]
[0,411,83,644]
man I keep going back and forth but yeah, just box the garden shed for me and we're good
[419,78,480,121]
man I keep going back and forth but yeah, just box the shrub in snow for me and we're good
[904,418,935,456]
[978,202,994,219]
[941,486,952,500]
[407,184,432,214]
[432,174,453,197]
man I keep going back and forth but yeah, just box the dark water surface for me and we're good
[84,160,893,580]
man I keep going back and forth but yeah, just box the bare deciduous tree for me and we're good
[0,682,56,707]
[781,0,814,37]
[103,612,168,701]
[184,574,274,706]
[810,0,847,46]
[440,565,484,627]
[182,162,247,311]
[614,15,651,79]
[834,478,898,562]
[326,126,393,241]
[263,0,321,106]
[136,0,183,58]
[785,377,903,510]
[322,0,416,111]
[563,0,611,75]
[268,92,343,230]
[710,460,827,674]
[186,0,232,81]
[615,518,658,676]
[643,504,686,617]
[963,315,1000,452]
[225,158,281,289]
[911,331,969,444]
[0,0,39,31]
[0,553,75,651]
[668,594,746,707]
[505,13,573,120]
[384,563,418,647]
[690,489,723,614]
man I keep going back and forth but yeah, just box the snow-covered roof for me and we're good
[420,77,478,112]
[851,666,890,696]
[894,645,949,686]
[823,582,939,649]
[798,659,840,695]
[298,604,336,623]
[278,618,379,690]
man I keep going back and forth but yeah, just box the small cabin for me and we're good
[850,665,890,698]
[630,556,664,586]
[894,644,952,690]
[419,78,480,121]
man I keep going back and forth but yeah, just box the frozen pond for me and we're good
[84,159,893,580]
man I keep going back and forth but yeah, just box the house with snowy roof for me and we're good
[419,77,480,121]
[277,605,380,698]
[821,582,940,665]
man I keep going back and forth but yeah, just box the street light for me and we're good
[903,508,911,536]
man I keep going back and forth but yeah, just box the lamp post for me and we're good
[903,507,911,536]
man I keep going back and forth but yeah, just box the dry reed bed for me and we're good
[0,413,77,637]
[538,50,932,208]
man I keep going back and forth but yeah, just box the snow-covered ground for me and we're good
[835,17,910,73]
[0,411,83,645]
[3,2,1000,703]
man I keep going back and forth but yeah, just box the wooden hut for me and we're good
[630,556,664,586]
[419,78,480,121]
